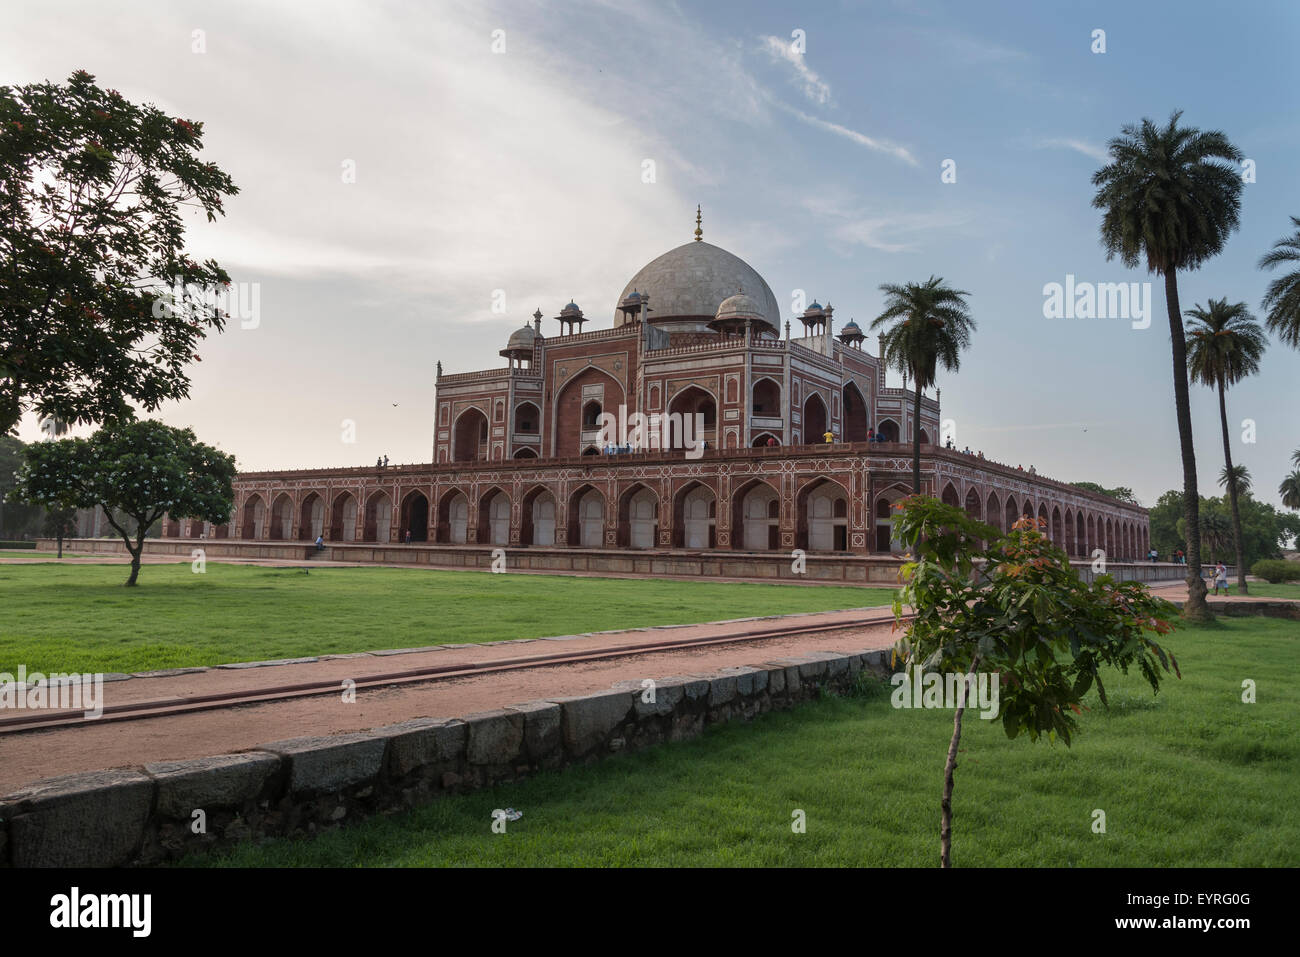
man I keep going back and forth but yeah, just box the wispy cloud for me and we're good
[799,195,968,253]
[773,101,917,166]
[759,34,831,105]
[1037,137,1109,163]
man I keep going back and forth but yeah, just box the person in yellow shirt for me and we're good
[823,430,834,443]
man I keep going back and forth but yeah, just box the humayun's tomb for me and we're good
[110,214,1151,580]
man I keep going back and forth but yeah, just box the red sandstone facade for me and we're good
[202,231,1150,559]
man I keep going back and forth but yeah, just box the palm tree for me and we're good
[869,277,975,492]
[1185,298,1266,593]
[1092,111,1243,620]
[1199,511,1231,559]
[1259,216,1300,349]
[1281,471,1300,511]
[1218,464,1251,495]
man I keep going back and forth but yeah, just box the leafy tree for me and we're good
[1092,110,1243,621]
[1281,471,1300,511]
[869,277,976,492]
[1069,481,1139,504]
[0,70,238,434]
[0,434,44,537]
[1158,488,1299,565]
[1258,216,1300,349]
[890,495,1178,867]
[8,419,235,584]
[42,504,76,558]
[1185,297,1266,592]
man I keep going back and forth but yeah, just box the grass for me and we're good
[0,549,96,559]
[1239,582,1300,600]
[0,562,897,674]
[193,615,1299,867]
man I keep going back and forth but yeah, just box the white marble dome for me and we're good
[614,241,781,332]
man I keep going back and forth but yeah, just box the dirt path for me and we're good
[0,608,902,793]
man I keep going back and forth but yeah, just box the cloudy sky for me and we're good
[5,0,1299,509]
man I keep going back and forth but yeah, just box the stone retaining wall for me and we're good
[0,648,893,867]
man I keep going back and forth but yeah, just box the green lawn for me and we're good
[0,549,96,558]
[194,616,1299,867]
[1240,582,1300,600]
[0,562,897,674]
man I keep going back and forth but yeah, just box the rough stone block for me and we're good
[146,751,281,817]
[708,673,739,707]
[550,689,633,756]
[5,769,154,867]
[464,709,525,766]
[264,732,388,794]
[385,718,466,777]
[717,665,765,697]
[508,700,563,762]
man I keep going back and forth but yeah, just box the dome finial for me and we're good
[694,204,702,242]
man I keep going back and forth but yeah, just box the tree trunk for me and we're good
[125,531,145,586]
[1217,380,1248,594]
[940,657,980,869]
[56,531,64,559]
[1164,270,1210,620]
[911,383,923,494]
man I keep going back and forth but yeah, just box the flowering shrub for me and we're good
[888,494,1179,866]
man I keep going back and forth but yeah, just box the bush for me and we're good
[1250,559,1300,584]
[0,540,36,549]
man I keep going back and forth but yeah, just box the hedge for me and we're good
[1250,559,1300,584]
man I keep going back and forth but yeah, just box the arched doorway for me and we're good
[514,401,540,435]
[941,483,960,509]
[732,480,779,551]
[241,495,266,540]
[874,484,910,553]
[299,493,324,541]
[400,491,429,542]
[363,491,392,543]
[554,368,625,457]
[752,433,779,447]
[268,494,293,540]
[568,486,605,548]
[674,483,716,549]
[986,491,1001,534]
[803,393,828,444]
[437,490,469,544]
[841,382,868,442]
[478,489,510,545]
[876,418,900,442]
[1004,496,1019,532]
[330,492,357,542]
[619,485,659,549]
[751,377,781,416]
[800,479,849,552]
[668,386,717,451]
[521,487,556,546]
[452,408,489,462]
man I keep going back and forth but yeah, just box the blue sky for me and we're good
[5,0,1298,510]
